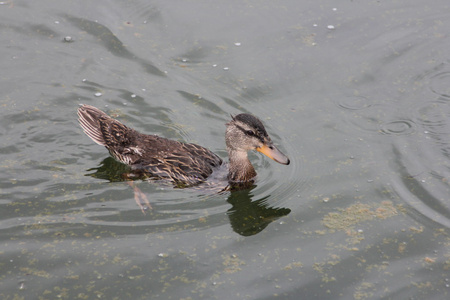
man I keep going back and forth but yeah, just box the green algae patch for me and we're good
[322,201,398,230]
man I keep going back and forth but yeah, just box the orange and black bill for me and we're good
[256,143,290,165]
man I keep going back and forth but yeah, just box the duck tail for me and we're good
[77,104,110,146]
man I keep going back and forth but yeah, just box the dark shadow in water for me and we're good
[64,14,166,77]
[226,188,291,236]
[86,157,132,182]
[86,157,291,236]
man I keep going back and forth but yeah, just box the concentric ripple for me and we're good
[415,100,450,137]
[379,120,416,135]
[429,71,450,98]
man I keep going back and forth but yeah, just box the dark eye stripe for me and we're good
[236,124,265,143]
[236,125,254,136]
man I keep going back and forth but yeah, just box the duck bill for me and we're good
[256,143,290,165]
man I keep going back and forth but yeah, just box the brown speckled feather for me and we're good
[78,105,222,185]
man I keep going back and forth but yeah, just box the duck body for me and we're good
[78,104,289,187]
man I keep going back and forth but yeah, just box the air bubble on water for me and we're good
[332,8,337,11]
[54,20,60,24]
[131,94,136,98]
[212,64,217,67]
[234,42,241,46]
[327,25,335,30]
[313,23,318,27]
[63,36,73,43]
[82,78,87,82]
[367,179,374,183]
[123,102,127,106]
[94,92,102,97]
[223,67,229,71]
[182,58,187,62]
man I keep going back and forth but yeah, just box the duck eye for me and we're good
[245,130,255,136]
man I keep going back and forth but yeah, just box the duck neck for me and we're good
[227,149,256,182]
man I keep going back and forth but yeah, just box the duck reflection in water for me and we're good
[226,187,291,236]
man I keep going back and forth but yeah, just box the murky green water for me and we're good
[1,0,450,299]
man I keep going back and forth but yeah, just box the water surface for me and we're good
[1,0,450,299]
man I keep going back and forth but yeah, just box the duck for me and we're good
[77,104,290,201]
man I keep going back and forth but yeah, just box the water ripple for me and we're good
[391,171,450,228]
[415,99,450,137]
[379,119,416,135]
[429,71,450,98]
[336,95,372,111]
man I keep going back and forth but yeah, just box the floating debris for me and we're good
[63,36,73,43]
[94,92,102,97]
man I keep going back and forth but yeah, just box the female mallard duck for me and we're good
[78,104,290,189]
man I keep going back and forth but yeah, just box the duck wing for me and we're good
[78,104,222,185]
[137,142,223,185]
